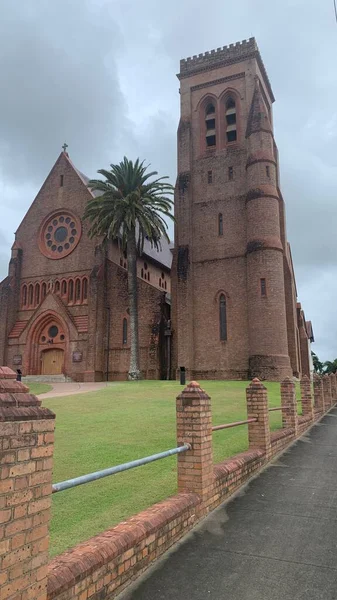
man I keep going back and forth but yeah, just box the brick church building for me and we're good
[0,37,313,381]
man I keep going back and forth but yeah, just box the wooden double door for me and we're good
[41,348,64,375]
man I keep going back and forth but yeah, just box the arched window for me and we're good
[164,280,167,290]
[147,272,150,282]
[205,103,216,148]
[141,268,144,279]
[41,282,47,301]
[68,279,74,302]
[55,280,60,294]
[22,285,27,307]
[61,280,67,296]
[75,279,81,302]
[219,294,227,341]
[218,213,223,236]
[159,278,162,288]
[82,277,88,301]
[122,318,127,344]
[28,284,34,306]
[225,98,237,143]
[35,283,40,306]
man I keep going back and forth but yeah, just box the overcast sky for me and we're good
[0,0,336,361]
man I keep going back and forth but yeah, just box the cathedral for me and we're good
[0,37,313,382]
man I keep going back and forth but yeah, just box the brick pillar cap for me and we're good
[177,381,210,400]
[301,375,310,381]
[248,378,266,389]
[0,366,41,408]
[324,373,330,379]
[281,376,294,384]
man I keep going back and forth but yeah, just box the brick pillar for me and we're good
[300,375,313,420]
[176,381,213,498]
[323,374,332,409]
[330,373,336,404]
[0,367,55,600]
[280,377,298,434]
[246,378,271,458]
[313,375,324,413]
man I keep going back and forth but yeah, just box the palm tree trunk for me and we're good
[127,228,141,380]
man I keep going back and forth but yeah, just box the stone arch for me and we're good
[25,310,70,375]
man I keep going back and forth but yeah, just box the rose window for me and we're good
[39,211,82,259]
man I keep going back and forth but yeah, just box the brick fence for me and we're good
[0,369,335,600]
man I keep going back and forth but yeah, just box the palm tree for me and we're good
[311,351,324,374]
[84,157,174,380]
[323,359,337,374]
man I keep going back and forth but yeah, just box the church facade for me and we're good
[0,152,172,381]
[171,38,313,381]
[0,37,313,382]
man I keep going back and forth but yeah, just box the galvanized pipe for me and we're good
[212,418,257,432]
[268,407,282,412]
[52,443,191,493]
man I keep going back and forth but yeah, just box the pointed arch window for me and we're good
[41,282,47,301]
[61,280,67,296]
[75,279,81,302]
[82,277,88,301]
[122,318,128,344]
[219,294,227,341]
[225,98,237,143]
[35,283,40,306]
[218,213,223,236]
[22,285,27,307]
[205,103,216,148]
[55,280,60,294]
[68,279,74,302]
[28,284,34,306]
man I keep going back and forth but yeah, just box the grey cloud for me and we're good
[0,0,337,361]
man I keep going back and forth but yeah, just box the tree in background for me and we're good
[311,351,324,374]
[84,157,174,380]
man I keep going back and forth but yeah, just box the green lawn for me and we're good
[28,383,53,395]
[44,380,300,557]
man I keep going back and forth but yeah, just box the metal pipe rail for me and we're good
[52,444,191,493]
[212,418,257,432]
[268,407,282,412]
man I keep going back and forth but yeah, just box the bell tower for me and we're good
[171,38,293,381]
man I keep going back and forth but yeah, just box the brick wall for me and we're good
[7,379,323,600]
[0,366,55,600]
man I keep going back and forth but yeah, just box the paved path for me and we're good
[120,408,337,600]
[38,382,109,400]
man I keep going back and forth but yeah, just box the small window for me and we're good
[122,318,127,344]
[228,166,234,180]
[22,285,27,307]
[141,268,144,278]
[55,281,60,294]
[164,280,167,290]
[218,213,223,236]
[205,103,216,148]
[206,135,216,147]
[28,284,34,306]
[208,170,213,184]
[68,280,74,302]
[144,262,148,270]
[61,280,67,295]
[82,278,88,301]
[161,272,165,279]
[75,279,81,302]
[147,272,150,282]
[219,294,227,341]
[41,282,47,301]
[226,130,237,143]
[225,98,237,144]
[159,278,162,288]
[35,284,40,305]
[260,278,267,297]
[266,165,270,178]
[60,175,64,187]
[120,258,123,266]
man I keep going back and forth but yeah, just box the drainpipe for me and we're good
[106,306,111,382]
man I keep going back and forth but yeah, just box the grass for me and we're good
[28,383,53,395]
[44,380,301,557]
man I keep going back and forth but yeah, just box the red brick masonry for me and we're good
[43,377,334,600]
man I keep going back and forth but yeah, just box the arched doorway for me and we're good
[41,348,64,375]
[25,312,68,375]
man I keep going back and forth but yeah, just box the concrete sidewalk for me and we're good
[120,408,337,600]
[38,381,109,400]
